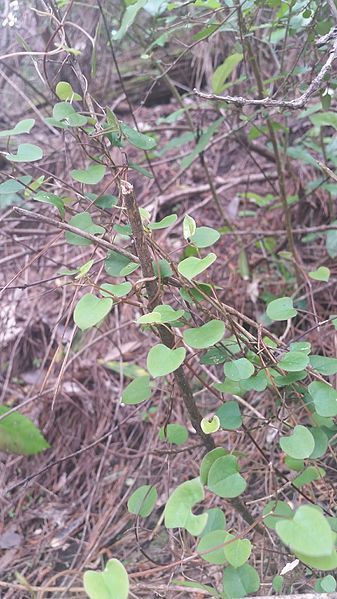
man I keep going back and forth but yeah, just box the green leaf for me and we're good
[183,215,197,239]
[277,350,309,372]
[326,222,337,258]
[148,214,177,230]
[138,304,184,325]
[200,448,228,485]
[223,358,254,381]
[224,538,252,568]
[293,465,325,488]
[122,376,151,405]
[191,226,220,248]
[272,575,283,593]
[159,423,188,445]
[55,81,82,101]
[308,381,337,417]
[0,406,50,456]
[100,360,147,379]
[65,212,105,245]
[178,253,216,280]
[308,266,330,281]
[70,164,106,184]
[216,401,242,430]
[315,575,337,593]
[0,118,35,137]
[197,530,228,564]
[113,0,147,40]
[310,111,337,129]
[212,53,243,94]
[33,191,65,218]
[100,282,132,298]
[201,508,226,537]
[279,425,315,459]
[164,478,208,535]
[263,500,293,530]
[83,558,129,599]
[147,344,186,378]
[266,296,297,321]
[95,194,118,208]
[310,355,337,375]
[289,341,311,354]
[207,455,246,498]
[74,294,113,330]
[152,259,172,279]
[276,505,335,558]
[51,102,87,127]
[7,143,43,162]
[127,484,157,517]
[201,415,220,434]
[297,549,337,571]
[105,250,139,277]
[222,564,260,599]
[183,320,225,349]
[120,122,156,150]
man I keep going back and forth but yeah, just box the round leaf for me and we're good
[127,485,157,517]
[266,297,297,321]
[74,294,113,330]
[279,425,315,459]
[55,81,82,101]
[200,448,228,485]
[105,250,139,277]
[310,355,337,375]
[278,351,309,372]
[147,344,186,378]
[197,530,229,564]
[223,358,255,381]
[201,415,220,434]
[65,212,105,245]
[183,320,225,349]
[308,381,337,417]
[216,401,242,430]
[224,538,252,568]
[0,406,50,456]
[159,423,188,445]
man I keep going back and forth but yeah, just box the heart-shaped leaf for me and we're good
[308,266,330,282]
[308,381,337,417]
[147,344,186,378]
[74,294,113,330]
[263,500,293,530]
[148,214,177,230]
[279,425,315,459]
[127,485,157,517]
[222,564,260,599]
[216,401,242,430]
[207,455,246,498]
[65,212,105,245]
[266,297,297,321]
[100,282,132,298]
[0,406,50,456]
[138,304,184,325]
[201,415,220,434]
[183,320,225,349]
[275,505,335,558]
[83,558,129,599]
[159,423,188,445]
[223,358,254,381]
[197,530,229,564]
[178,253,216,280]
[200,448,229,485]
[224,538,252,568]
[201,507,226,537]
[164,477,208,535]
[191,226,220,248]
[0,118,35,137]
[105,250,139,277]
[298,550,337,571]
[55,81,82,101]
[7,143,43,162]
[277,351,309,372]
[122,376,151,405]
[71,164,106,184]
